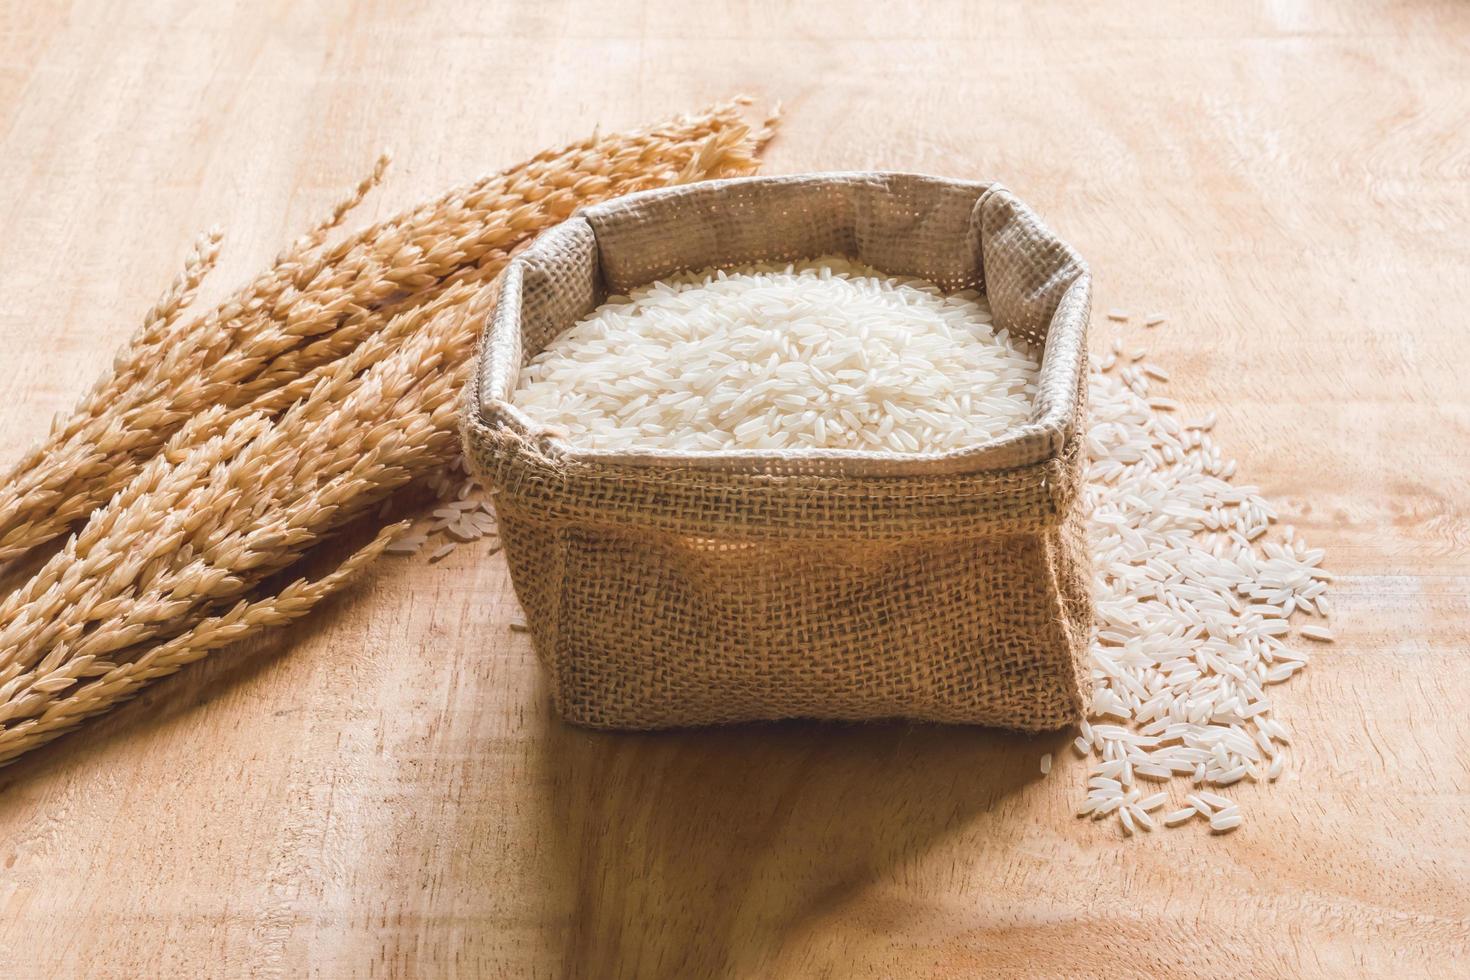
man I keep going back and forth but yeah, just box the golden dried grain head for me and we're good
[0,99,769,564]
[0,101,775,765]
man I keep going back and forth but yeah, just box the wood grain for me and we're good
[0,1,1467,976]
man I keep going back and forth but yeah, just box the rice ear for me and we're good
[0,103,777,765]
[0,100,772,564]
[0,522,402,765]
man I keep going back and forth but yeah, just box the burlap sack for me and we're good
[461,173,1093,731]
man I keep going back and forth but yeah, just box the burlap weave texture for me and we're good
[462,173,1093,731]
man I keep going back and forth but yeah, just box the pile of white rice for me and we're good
[1076,329,1329,835]
[512,258,1039,453]
[412,268,1328,838]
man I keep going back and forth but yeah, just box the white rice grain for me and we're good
[1138,792,1168,811]
[1077,345,1325,835]
[1209,812,1243,833]
[514,258,1038,453]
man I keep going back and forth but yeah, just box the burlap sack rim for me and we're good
[472,172,1090,480]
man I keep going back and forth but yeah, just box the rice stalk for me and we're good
[0,523,402,766]
[0,99,772,563]
[0,102,775,764]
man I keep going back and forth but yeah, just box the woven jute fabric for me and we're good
[461,172,1093,731]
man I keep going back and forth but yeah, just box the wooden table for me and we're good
[1,2,1466,976]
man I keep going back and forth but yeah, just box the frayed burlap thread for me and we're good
[463,173,1093,731]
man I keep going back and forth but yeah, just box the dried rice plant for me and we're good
[0,101,775,764]
[0,99,774,564]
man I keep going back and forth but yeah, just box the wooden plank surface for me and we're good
[1,1,1467,976]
